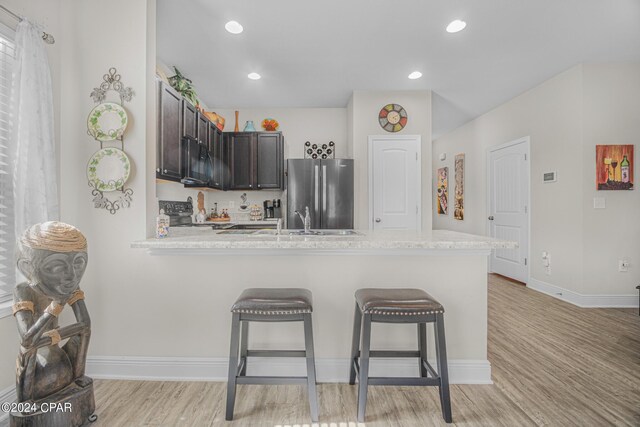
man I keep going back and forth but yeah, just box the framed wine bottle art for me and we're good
[596,145,634,190]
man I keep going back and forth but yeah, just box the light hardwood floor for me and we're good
[92,275,640,426]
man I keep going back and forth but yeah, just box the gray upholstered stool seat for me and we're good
[355,288,443,315]
[231,288,313,314]
[226,288,318,423]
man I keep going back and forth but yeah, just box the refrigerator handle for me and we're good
[322,164,327,212]
[314,164,319,209]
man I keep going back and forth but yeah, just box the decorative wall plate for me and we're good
[87,148,131,192]
[379,103,408,132]
[87,102,128,141]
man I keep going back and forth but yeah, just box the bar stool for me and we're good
[348,288,452,423]
[225,288,319,422]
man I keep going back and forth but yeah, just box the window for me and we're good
[0,23,15,314]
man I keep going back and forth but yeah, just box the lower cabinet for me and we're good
[225,132,284,191]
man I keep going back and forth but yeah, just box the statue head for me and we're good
[16,222,88,302]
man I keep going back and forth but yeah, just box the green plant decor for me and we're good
[168,66,199,107]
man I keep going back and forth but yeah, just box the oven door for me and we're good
[181,136,209,185]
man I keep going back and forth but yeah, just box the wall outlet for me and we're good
[593,197,606,209]
[542,251,551,275]
[228,201,235,209]
[618,259,630,272]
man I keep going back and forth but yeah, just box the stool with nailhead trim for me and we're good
[225,288,318,422]
[349,288,452,423]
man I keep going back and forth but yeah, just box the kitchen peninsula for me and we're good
[132,229,515,384]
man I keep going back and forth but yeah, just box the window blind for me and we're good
[0,28,15,304]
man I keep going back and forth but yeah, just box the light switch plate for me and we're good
[593,197,605,209]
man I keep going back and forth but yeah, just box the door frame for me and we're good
[368,135,422,232]
[486,136,531,284]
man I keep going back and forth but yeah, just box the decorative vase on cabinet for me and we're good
[243,120,256,132]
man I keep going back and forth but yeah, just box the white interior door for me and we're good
[488,138,529,283]
[369,135,421,231]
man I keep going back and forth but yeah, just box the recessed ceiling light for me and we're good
[225,20,243,34]
[247,72,261,80]
[446,19,466,33]
[408,71,423,80]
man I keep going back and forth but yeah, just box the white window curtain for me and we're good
[10,19,58,243]
[0,24,15,299]
[0,19,58,294]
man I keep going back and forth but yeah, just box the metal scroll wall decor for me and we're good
[87,68,134,214]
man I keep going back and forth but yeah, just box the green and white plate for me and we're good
[87,148,131,192]
[87,102,128,141]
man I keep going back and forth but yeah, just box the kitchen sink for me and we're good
[316,230,360,236]
[288,229,360,236]
[216,230,260,235]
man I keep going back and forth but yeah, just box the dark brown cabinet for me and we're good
[157,81,182,181]
[182,99,197,139]
[256,133,283,189]
[208,121,225,190]
[225,132,284,191]
[227,133,254,190]
[197,113,209,146]
[156,78,283,190]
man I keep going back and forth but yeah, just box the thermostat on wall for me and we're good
[543,171,557,183]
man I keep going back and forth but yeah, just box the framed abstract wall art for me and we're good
[454,153,465,220]
[596,144,633,190]
[437,167,448,215]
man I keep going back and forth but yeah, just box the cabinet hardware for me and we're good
[156,168,160,173]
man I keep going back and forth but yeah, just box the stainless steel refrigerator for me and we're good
[287,159,354,229]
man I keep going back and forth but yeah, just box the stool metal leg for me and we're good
[434,313,452,423]
[418,323,428,377]
[239,321,249,376]
[349,302,362,385]
[303,313,319,422]
[225,313,241,421]
[357,314,372,422]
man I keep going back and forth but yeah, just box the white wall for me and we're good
[214,108,348,159]
[350,90,433,230]
[0,0,63,393]
[580,64,640,295]
[433,64,640,299]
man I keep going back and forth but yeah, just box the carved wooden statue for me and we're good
[11,222,96,426]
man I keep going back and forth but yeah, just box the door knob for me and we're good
[488,216,494,220]
[375,218,381,223]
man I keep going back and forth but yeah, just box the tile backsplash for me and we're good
[156,181,285,220]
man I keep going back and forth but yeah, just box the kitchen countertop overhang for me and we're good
[132,228,517,256]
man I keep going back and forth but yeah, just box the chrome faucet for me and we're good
[276,218,282,235]
[294,206,312,233]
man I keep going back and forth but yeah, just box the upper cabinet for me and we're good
[208,120,225,190]
[182,99,198,140]
[227,133,254,190]
[256,133,283,189]
[156,78,284,190]
[225,132,284,191]
[157,81,182,181]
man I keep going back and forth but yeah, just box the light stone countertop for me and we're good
[132,228,517,253]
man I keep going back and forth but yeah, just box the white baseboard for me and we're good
[528,278,639,308]
[0,385,16,425]
[87,356,492,385]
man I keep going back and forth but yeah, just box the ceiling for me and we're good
[157,0,640,138]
